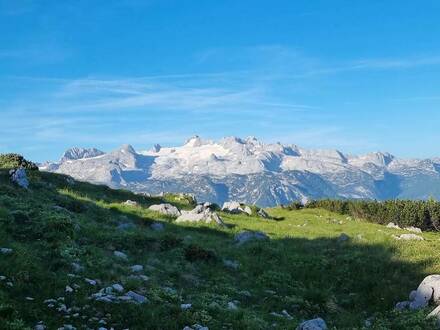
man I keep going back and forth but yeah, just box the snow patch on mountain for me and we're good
[41,136,440,206]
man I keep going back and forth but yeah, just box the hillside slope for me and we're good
[0,169,439,329]
[41,136,440,206]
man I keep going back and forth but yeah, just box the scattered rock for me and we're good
[227,301,238,310]
[181,303,192,310]
[65,286,74,293]
[405,226,422,233]
[223,259,240,270]
[257,208,270,219]
[112,284,124,293]
[71,262,83,273]
[113,251,128,260]
[222,201,245,214]
[150,222,165,231]
[386,222,400,229]
[0,248,13,254]
[244,206,253,215]
[234,231,269,245]
[394,234,424,241]
[184,325,208,330]
[176,204,225,226]
[126,291,148,304]
[148,204,181,217]
[296,318,328,330]
[123,200,138,206]
[9,168,29,188]
[84,278,97,286]
[130,265,143,273]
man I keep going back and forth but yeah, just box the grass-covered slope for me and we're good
[0,169,439,329]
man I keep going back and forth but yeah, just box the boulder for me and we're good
[243,206,253,215]
[176,204,225,226]
[405,226,422,233]
[394,234,424,241]
[396,275,440,311]
[257,208,270,218]
[386,222,400,229]
[123,200,138,206]
[234,231,269,245]
[148,204,181,217]
[296,318,328,330]
[9,168,29,188]
[222,201,243,213]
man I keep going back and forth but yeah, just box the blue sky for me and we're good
[1,0,440,162]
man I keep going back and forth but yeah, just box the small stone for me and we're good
[0,248,13,254]
[296,318,327,330]
[223,259,240,270]
[112,284,124,293]
[65,285,74,293]
[71,262,83,273]
[113,251,128,260]
[127,291,148,304]
[227,301,238,310]
[84,278,97,286]
[181,303,192,310]
[130,265,143,272]
[124,200,138,206]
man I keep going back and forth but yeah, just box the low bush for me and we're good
[184,244,217,262]
[0,153,38,170]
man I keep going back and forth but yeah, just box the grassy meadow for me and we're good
[0,169,439,329]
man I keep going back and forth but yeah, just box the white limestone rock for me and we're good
[148,204,181,217]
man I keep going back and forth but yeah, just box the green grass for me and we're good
[0,169,439,329]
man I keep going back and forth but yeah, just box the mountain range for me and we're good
[40,136,440,206]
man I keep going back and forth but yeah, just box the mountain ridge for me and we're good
[40,136,440,206]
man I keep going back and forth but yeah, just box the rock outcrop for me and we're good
[9,168,29,189]
[176,204,225,226]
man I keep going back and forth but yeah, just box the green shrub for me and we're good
[284,201,304,210]
[0,154,38,170]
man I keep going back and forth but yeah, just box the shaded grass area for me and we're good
[0,169,438,329]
